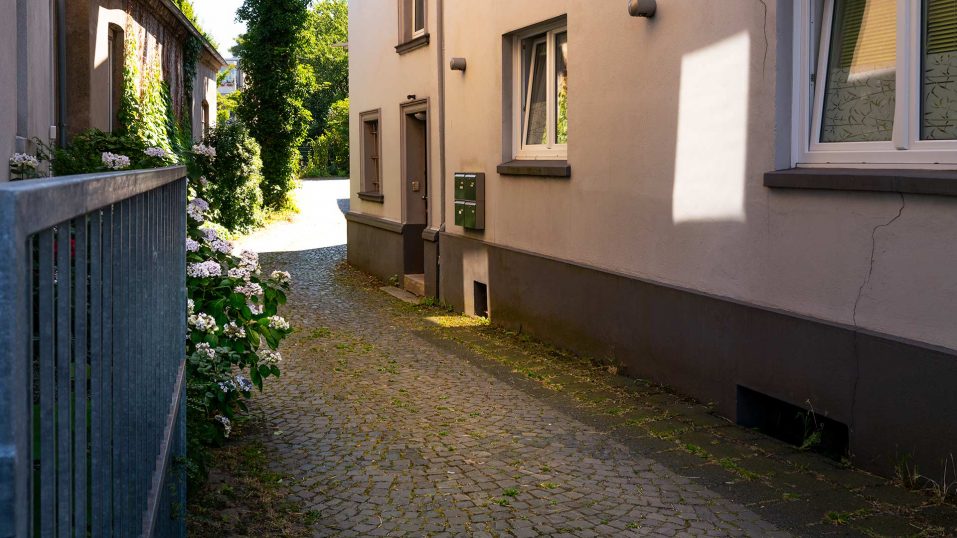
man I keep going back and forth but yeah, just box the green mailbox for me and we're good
[453,173,484,230]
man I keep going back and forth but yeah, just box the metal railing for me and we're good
[0,167,188,537]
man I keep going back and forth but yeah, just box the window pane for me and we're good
[555,32,568,145]
[525,40,548,146]
[922,0,957,139]
[414,0,424,32]
[820,0,896,143]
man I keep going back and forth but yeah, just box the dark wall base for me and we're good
[423,231,439,298]
[437,232,957,478]
[346,214,406,281]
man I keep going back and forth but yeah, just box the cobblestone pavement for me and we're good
[258,245,785,537]
[248,182,956,537]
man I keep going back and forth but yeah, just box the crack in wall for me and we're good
[849,193,905,438]
[756,0,769,75]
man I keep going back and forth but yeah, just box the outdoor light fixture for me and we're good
[628,0,656,17]
[450,57,467,72]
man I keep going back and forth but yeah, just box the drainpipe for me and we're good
[435,0,446,298]
[56,0,68,147]
[15,0,27,152]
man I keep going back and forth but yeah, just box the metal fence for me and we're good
[0,167,188,537]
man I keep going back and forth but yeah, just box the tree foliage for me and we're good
[235,0,316,209]
[304,0,348,140]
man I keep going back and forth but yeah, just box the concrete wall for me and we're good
[347,0,441,230]
[433,0,957,352]
[193,61,220,140]
[1,0,56,182]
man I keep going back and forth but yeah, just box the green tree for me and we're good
[304,0,348,139]
[235,0,316,209]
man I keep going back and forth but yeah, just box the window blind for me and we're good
[836,0,896,75]
[927,0,957,54]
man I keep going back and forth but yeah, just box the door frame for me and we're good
[398,98,431,226]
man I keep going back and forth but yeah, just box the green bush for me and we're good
[183,196,292,481]
[300,97,349,178]
[46,129,177,176]
[200,121,265,233]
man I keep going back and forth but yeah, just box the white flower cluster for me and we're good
[9,153,39,169]
[238,250,259,274]
[234,282,263,299]
[144,147,168,159]
[185,238,200,252]
[187,298,195,315]
[188,312,218,332]
[187,260,222,278]
[223,321,246,339]
[270,270,292,285]
[214,415,232,437]
[267,315,290,331]
[199,176,209,187]
[235,375,253,392]
[202,227,220,242]
[258,349,282,365]
[192,144,216,159]
[218,379,236,392]
[248,303,264,315]
[195,342,216,360]
[227,267,251,280]
[187,198,209,223]
[210,238,232,254]
[101,152,130,170]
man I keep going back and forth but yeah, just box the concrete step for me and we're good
[403,273,426,297]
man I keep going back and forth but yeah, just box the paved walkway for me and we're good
[247,181,954,537]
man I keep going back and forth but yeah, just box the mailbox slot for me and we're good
[453,172,485,230]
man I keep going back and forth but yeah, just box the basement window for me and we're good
[736,386,849,461]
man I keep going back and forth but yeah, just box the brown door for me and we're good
[401,106,428,274]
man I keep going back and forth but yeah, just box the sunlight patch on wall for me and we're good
[672,31,750,224]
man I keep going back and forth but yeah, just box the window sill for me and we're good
[357,191,384,203]
[497,160,570,178]
[395,34,430,54]
[764,168,957,197]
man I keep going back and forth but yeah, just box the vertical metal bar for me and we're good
[175,178,188,538]
[73,216,88,537]
[111,201,123,537]
[38,230,55,538]
[0,195,31,537]
[27,235,35,538]
[100,205,114,537]
[56,223,73,537]
[89,209,105,537]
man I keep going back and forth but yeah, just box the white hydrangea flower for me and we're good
[101,152,131,170]
[267,315,290,331]
[187,198,209,222]
[270,270,291,285]
[194,342,216,360]
[9,153,39,169]
[201,227,219,243]
[227,267,250,280]
[188,312,217,332]
[238,250,259,273]
[210,238,232,254]
[248,303,264,316]
[258,349,282,365]
[235,375,253,392]
[186,260,222,278]
[223,322,246,340]
[185,238,200,252]
[199,175,209,187]
[234,282,263,299]
[144,147,168,159]
[218,379,236,393]
[187,298,195,315]
[214,415,232,437]
[192,144,217,159]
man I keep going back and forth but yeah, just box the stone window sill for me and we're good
[496,160,571,178]
[395,34,430,54]
[358,191,384,203]
[764,168,957,197]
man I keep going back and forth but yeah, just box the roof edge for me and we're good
[157,0,228,68]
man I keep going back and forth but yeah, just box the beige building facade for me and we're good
[347,0,957,477]
[2,0,223,182]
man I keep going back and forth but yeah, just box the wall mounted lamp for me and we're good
[450,57,467,72]
[627,0,656,18]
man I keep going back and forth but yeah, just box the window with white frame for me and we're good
[511,21,568,160]
[794,0,957,166]
[413,0,426,37]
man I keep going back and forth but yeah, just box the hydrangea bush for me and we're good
[184,189,293,470]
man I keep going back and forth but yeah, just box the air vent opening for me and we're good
[736,386,849,461]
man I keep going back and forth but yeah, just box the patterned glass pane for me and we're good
[820,0,897,143]
[922,0,957,139]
